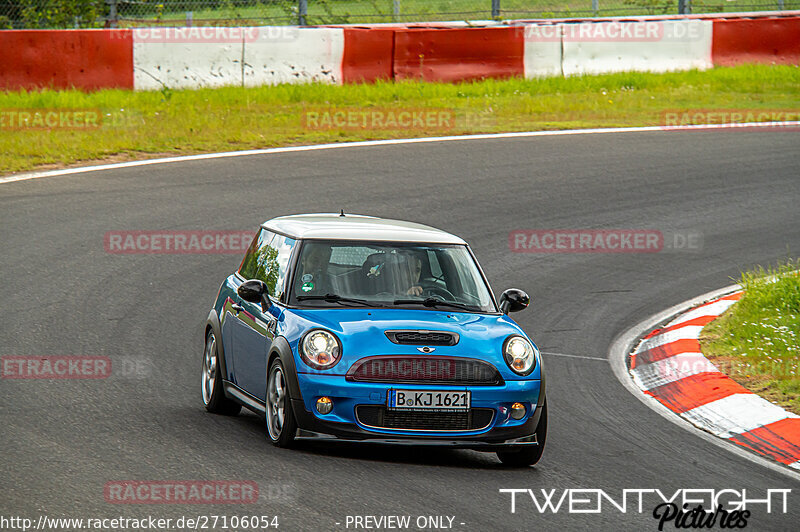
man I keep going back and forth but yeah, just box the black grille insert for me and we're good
[347,356,503,385]
[356,406,494,431]
[386,330,459,346]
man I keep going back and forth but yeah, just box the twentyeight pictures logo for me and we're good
[500,488,791,529]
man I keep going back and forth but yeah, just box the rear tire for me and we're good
[202,331,241,416]
[497,398,547,467]
[266,358,298,448]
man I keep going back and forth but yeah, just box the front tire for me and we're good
[497,398,547,467]
[266,358,298,448]
[201,330,241,416]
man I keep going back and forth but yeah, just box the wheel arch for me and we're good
[268,336,303,403]
[205,309,231,387]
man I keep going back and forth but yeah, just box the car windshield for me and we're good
[290,241,496,312]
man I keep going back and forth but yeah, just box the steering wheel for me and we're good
[419,283,456,301]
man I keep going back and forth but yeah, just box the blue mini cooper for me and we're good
[202,213,546,466]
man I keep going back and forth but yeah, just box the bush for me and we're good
[14,0,106,29]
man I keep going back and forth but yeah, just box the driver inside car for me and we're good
[296,243,333,296]
[404,253,424,296]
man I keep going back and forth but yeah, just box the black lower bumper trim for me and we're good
[289,398,542,451]
[294,429,537,451]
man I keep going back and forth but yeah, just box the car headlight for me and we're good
[301,329,342,369]
[503,335,537,376]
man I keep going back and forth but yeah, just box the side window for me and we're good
[238,229,267,280]
[239,229,296,302]
[268,235,296,301]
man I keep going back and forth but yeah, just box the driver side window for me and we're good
[239,229,274,281]
[239,230,296,302]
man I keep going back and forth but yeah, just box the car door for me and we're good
[219,275,243,382]
[230,231,296,401]
[230,290,278,402]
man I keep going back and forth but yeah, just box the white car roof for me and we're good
[262,213,467,245]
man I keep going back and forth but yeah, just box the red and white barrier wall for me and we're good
[526,20,714,76]
[1,13,798,91]
[131,27,345,90]
[392,27,524,82]
[712,16,800,66]
[0,29,133,91]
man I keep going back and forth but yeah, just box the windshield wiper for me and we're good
[296,294,382,307]
[392,297,474,312]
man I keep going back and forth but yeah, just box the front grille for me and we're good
[386,330,459,346]
[346,356,503,385]
[356,405,494,431]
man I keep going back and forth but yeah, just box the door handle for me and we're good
[231,303,244,313]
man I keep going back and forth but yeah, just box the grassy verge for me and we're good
[700,260,800,415]
[1,64,799,175]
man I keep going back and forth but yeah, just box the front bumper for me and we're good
[291,373,543,450]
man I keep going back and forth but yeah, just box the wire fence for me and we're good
[1,0,797,29]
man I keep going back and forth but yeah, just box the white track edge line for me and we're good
[608,283,800,482]
[3,121,798,185]
[541,351,606,361]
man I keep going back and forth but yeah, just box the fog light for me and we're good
[510,402,526,420]
[316,396,333,415]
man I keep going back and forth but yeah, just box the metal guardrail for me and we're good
[0,0,797,29]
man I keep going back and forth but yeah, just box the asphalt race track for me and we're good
[2,129,799,531]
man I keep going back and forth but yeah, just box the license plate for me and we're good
[387,390,470,412]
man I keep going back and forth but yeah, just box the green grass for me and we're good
[1,64,799,174]
[700,260,800,415]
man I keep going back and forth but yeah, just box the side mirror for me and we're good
[499,288,530,314]
[237,279,271,312]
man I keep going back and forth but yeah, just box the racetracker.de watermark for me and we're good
[0,109,102,130]
[0,108,143,130]
[1,356,111,379]
[128,26,299,43]
[662,109,800,130]
[1,356,151,380]
[302,107,495,132]
[522,21,708,42]
[104,230,255,254]
[509,230,703,253]
[650,358,799,380]
[104,481,259,504]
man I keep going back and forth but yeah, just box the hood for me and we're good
[283,307,536,378]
